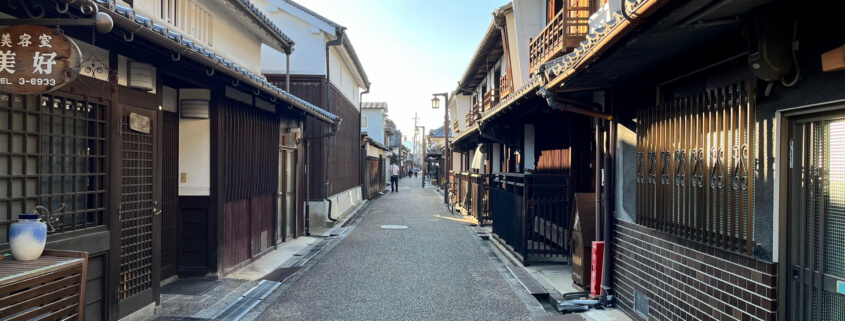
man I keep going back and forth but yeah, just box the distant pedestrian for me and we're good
[408,167,413,178]
[414,168,418,178]
[389,162,400,193]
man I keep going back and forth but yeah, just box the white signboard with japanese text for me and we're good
[0,25,81,94]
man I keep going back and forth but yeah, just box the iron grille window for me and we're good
[635,79,756,255]
[0,93,107,244]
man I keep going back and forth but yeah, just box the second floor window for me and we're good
[157,0,214,46]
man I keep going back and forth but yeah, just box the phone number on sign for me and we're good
[18,78,58,86]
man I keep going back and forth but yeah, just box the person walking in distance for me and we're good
[408,166,413,178]
[389,162,401,193]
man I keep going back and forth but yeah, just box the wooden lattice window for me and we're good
[0,93,107,244]
[635,79,756,255]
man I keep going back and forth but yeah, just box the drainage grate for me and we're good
[262,267,302,283]
[242,280,281,300]
[634,290,649,318]
[214,297,261,321]
[380,225,408,229]
[213,280,281,321]
[506,265,548,296]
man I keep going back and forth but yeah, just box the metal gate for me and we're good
[636,79,756,255]
[118,106,159,317]
[788,112,845,321]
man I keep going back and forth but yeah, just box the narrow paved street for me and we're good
[256,176,539,321]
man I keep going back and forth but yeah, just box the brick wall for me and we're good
[613,221,777,321]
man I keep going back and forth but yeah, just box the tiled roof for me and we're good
[452,0,664,146]
[93,0,339,123]
[362,102,388,110]
[228,0,294,51]
[275,0,370,87]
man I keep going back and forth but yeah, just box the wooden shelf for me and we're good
[0,250,88,321]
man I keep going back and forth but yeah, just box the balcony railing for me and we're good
[528,0,595,73]
[483,90,496,111]
[453,119,460,134]
[500,73,513,100]
[491,172,571,264]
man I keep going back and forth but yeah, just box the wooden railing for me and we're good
[483,90,496,111]
[491,172,571,264]
[528,0,595,73]
[453,119,460,134]
[500,73,513,100]
[450,171,492,226]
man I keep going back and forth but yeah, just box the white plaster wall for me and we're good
[132,0,263,72]
[254,0,329,75]
[456,95,472,131]
[258,12,326,74]
[361,109,385,144]
[505,12,523,86]
[492,143,502,173]
[513,0,545,84]
[328,46,362,108]
[178,89,211,196]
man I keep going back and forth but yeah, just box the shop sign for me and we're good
[130,113,151,134]
[0,25,81,94]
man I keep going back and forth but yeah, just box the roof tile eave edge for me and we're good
[542,0,667,91]
[94,0,339,124]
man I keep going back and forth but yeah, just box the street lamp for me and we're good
[432,92,450,204]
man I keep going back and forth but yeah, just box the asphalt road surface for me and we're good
[256,176,535,321]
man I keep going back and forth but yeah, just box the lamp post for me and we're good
[416,126,426,188]
[432,93,450,204]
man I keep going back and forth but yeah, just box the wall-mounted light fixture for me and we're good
[180,99,210,118]
[128,61,154,91]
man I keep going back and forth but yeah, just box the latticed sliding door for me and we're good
[117,106,159,317]
[788,112,845,321]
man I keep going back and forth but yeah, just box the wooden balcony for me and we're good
[453,119,460,134]
[483,91,496,111]
[529,0,595,73]
[466,110,475,128]
[500,73,513,100]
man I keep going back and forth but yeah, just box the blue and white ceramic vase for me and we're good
[9,213,47,261]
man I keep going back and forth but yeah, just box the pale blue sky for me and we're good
[293,0,509,138]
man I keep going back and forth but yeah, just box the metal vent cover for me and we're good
[634,290,649,318]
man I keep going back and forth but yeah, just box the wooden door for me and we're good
[277,148,296,242]
[117,105,160,318]
[160,112,179,280]
[787,110,845,321]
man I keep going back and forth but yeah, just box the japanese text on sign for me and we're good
[0,25,80,94]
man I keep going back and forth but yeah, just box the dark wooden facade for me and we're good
[267,75,362,200]
[0,4,322,320]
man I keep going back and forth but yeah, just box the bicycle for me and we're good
[445,182,457,214]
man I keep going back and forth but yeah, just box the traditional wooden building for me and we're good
[256,0,370,227]
[449,1,594,265]
[0,0,338,320]
[499,0,845,320]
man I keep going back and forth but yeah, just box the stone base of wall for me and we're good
[613,221,777,321]
[308,186,363,227]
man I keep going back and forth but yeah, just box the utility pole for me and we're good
[411,113,420,170]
